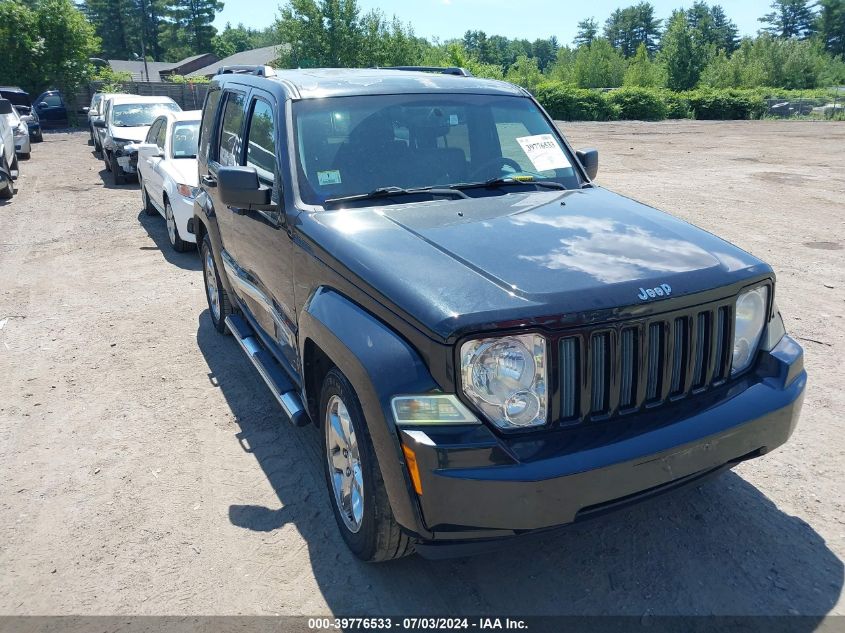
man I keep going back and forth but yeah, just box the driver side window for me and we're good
[145,120,161,145]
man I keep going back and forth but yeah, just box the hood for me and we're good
[109,125,150,142]
[301,187,771,340]
[168,158,199,187]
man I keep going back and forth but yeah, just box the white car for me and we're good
[0,98,19,199]
[1,103,30,159]
[137,111,201,252]
[86,92,118,154]
[93,94,181,185]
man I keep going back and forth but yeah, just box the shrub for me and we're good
[605,87,668,120]
[660,90,693,119]
[686,88,766,119]
[536,82,618,121]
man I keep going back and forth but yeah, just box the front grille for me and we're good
[558,298,735,424]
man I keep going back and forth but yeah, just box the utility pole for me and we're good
[140,0,151,82]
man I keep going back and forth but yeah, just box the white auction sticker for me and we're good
[516,134,570,172]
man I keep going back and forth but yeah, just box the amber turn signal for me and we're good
[401,443,423,495]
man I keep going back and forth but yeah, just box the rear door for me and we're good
[142,118,164,206]
[150,119,168,204]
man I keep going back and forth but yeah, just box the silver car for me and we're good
[0,98,19,198]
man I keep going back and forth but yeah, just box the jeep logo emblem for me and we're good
[638,284,672,301]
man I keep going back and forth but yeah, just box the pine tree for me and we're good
[603,2,661,57]
[659,11,709,90]
[759,0,817,39]
[817,0,845,57]
[164,0,223,60]
[573,17,598,48]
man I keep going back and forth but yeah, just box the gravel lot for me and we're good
[0,121,843,619]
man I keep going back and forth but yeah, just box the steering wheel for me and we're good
[469,156,523,181]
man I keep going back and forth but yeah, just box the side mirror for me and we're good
[93,119,106,128]
[137,143,162,158]
[576,148,599,180]
[37,101,49,109]
[218,166,272,209]
[0,99,12,115]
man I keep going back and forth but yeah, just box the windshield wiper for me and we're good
[324,186,469,206]
[453,177,566,192]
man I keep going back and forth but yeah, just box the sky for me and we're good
[213,0,773,44]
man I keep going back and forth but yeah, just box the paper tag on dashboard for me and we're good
[317,170,342,186]
[516,134,570,171]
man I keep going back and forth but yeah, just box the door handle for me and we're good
[201,175,217,187]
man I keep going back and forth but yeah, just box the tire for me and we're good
[33,131,43,143]
[103,150,111,171]
[0,157,14,199]
[110,153,126,185]
[165,200,190,252]
[201,234,233,334]
[140,178,157,216]
[320,367,415,562]
[11,155,18,179]
[19,153,30,160]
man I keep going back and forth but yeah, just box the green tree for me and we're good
[659,11,709,90]
[573,38,625,88]
[82,0,139,59]
[759,0,817,39]
[35,0,99,120]
[276,0,359,67]
[573,17,599,47]
[163,0,223,59]
[604,2,661,57]
[505,54,543,91]
[817,0,845,58]
[686,2,739,53]
[546,46,576,83]
[624,42,664,86]
[0,1,42,94]
[531,37,558,71]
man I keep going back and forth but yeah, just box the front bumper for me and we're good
[14,134,30,154]
[398,335,805,554]
[114,148,138,173]
[171,193,198,244]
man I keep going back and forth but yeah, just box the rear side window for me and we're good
[217,91,246,166]
[42,94,62,107]
[155,120,166,150]
[145,119,161,144]
[198,88,221,161]
[244,99,276,181]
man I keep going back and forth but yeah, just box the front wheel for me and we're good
[110,154,126,185]
[166,201,190,252]
[201,234,233,334]
[321,367,415,562]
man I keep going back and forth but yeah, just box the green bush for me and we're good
[605,87,668,120]
[535,82,618,121]
[685,88,766,120]
[660,90,693,119]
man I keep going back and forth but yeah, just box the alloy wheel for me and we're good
[204,249,221,322]
[325,395,364,533]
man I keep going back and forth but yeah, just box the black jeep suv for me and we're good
[193,66,806,561]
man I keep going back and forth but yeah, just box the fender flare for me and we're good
[299,287,439,537]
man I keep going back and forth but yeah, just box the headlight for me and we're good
[16,123,27,135]
[460,333,547,429]
[177,183,200,198]
[732,285,769,375]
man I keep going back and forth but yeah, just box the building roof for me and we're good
[188,45,282,78]
[107,53,218,82]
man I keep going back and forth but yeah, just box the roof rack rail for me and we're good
[216,65,277,78]
[380,66,473,77]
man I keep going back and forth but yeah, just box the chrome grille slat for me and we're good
[646,323,662,401]
[620,328,635,408]
[590,334,608,414]
[560,338,577,419]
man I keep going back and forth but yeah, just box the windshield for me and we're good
[170,121,200,159]
[292,94,581,207]
[112,102,180,127]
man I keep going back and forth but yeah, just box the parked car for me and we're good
[32,90,68,127]
[85,92,118,152]
[194,66,806,561]
[0,87,41,142]
[0,98,19,199]
[3,106,31,159]
[93,95,181,185]
[137,110,201,251]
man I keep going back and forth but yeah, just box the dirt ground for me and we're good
[0,121,843,618]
